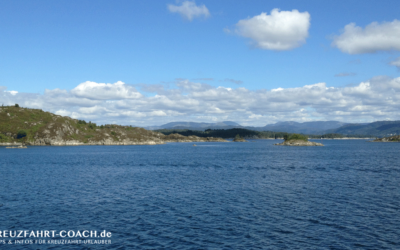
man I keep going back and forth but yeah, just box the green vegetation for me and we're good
[235,134,242,140]
[17,130,27,139]
[309,133,343,139]
[155,128,289,139]
[0,134,9,143]
[284,133,308,141]
[0,106,227,145]
[156,128,375,140]
[0,106,54,143]
[88,123,96,129]
[233,134,246,142]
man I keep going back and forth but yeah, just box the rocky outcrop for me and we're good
[373,135,400,142]
[275,139,324,146]
[0,106,228,146]
[6,145,27,149]
[23,132,227,146]
[0,142,23,146]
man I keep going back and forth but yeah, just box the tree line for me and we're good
[155,128,373,139]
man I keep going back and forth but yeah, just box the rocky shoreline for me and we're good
[372,135,400,142]
[275,139,324,146]
[0,135,227,146]
[0,106,228,146]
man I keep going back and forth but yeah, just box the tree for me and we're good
[15,104,19,108]
[17,130,27,139]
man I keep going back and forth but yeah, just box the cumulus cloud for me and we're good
[232,9,310,50]
[335,72,356,77]
[2,77,400,126]
[332,20,400,54]
[71,81,142,100]
[390,57,400,69]
[167,1,210,21]
[5,90,18,95]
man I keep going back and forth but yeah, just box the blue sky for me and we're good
[1,0,400,126]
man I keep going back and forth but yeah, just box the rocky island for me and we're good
[275,134,324,146]
[372,135,400,142]
[233,134,247,142]
[0,105,227,146]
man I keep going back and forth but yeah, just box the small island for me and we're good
[233,134,247,142]
[275,134,324,146]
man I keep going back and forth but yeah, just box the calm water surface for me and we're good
[1,140,400,249]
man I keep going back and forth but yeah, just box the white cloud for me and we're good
[71,81,142,100]
[390,57,400,69]
[2,77,400,126]
[233,9,310,50]
[5,90,18,95]
[332,20,400,54]
[167,1,210,21]
[271,87,284,92]
[55,109,72,117]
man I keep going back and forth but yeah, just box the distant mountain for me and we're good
[146,120,400,137]
[147,120,346,134]
[326,121,400,137]
[258,121,347,134]
[146,121,242,130]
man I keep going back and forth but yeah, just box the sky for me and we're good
[1,0,400,126]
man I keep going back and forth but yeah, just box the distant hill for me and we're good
[155,128,290,139]
[147,120,347,135]
[327,121,400,137]
[258,121,347,134]
[148,120,400,137]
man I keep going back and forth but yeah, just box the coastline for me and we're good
[0,138,228,147]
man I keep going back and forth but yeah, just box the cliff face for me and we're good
[274,139,324,146]
[0,106,227,146]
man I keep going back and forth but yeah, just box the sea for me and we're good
[1,140,399,249]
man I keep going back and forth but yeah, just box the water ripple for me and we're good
[0,140,399,249]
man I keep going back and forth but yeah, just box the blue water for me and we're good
[1,140,400,249]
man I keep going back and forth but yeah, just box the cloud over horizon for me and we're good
[332,20,400,54]
[2,77,400,126]
[167,1,210,21]
[232,9,310,50]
